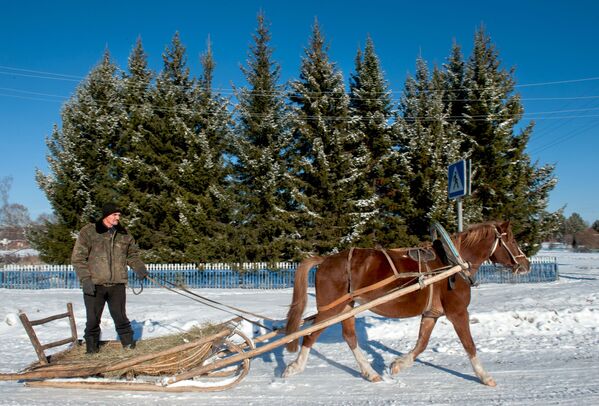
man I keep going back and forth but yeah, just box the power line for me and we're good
[0,65,83,80]
[0,87,66,99]
[2,63,599,98]
[2,82,599,111]
[1,88,598,123]
[516,77,599,88]
[528,118,599,155]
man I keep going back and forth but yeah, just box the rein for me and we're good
[146,275,275,331]
[130,278,144,295]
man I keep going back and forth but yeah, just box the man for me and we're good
[71,203,148,354]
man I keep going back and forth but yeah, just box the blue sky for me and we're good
[1,1,598,224]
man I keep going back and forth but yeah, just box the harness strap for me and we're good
[346,247,355,293]
[317,249,447,313]
[381,249,400,277]
[424,276,434,312]
[318,273,399,312]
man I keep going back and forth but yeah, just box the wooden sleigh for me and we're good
[0,304,254,392]
[0,262,466,392]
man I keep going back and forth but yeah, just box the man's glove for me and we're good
[134,268,149,280]
[81,278,95,296]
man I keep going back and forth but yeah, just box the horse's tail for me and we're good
[285,255,325,352]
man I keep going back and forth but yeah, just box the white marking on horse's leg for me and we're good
[351,346,382,382]
[390,352,414,375]
[470,355,497,387]
[282,345,311,378]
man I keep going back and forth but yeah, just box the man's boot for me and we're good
[85,336,99,354]
[120,332,136,350]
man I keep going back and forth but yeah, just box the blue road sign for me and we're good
[448,160,468,199]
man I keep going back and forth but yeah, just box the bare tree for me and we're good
[0,176,32,227]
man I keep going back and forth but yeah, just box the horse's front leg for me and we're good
[446,309,496,387]
[390,315,438,374]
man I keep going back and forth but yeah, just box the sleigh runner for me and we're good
[0,221,529,391]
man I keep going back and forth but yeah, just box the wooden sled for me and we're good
[0,306,253,392]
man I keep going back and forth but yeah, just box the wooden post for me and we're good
[19,312,48,365]
[67,303,78,345]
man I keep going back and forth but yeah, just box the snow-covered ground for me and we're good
[1,250,598,405]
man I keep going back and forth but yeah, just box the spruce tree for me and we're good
[395,58,462,239]
[289,20,358,254]
[181,39,236,261]
[348,36,412,246]
[440,43,484,228]
[460,27,556,252]
[138,32,198,261]
[33,51,125,263]
[231,13,297,261]
[443,41,468,132]
[117,37,156,255]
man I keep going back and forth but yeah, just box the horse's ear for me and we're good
[500,220,511,231]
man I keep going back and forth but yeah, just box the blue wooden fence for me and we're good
[0,257,557,290]
[476,257,558,283]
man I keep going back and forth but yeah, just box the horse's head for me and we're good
[487,221,530,274]
[458,221,530,274]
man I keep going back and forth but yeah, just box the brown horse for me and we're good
[283,221,530,386]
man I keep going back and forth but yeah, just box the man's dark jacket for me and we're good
[71,220,146,285]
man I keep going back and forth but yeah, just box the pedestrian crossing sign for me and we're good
[448,160,471,199]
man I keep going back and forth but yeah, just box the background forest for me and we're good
[12,15,565,264]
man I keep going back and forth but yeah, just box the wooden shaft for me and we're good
[165,264,465,385]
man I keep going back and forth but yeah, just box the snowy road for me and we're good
[1,250,598,405]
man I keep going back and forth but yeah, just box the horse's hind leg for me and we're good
[282,311,332,378]
[446,309,497,387]
[282,344,311,378]
[341,315,382,382]
[390,315,438,375]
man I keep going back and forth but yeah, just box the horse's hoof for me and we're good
[362,371,383,382]
[483,377,497,387]
[282,365,298,378]
[370,374,383,383]
[390,356,413,375]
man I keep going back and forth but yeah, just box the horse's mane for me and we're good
[459,221,508,248]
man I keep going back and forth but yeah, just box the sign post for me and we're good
[448,160,471,231]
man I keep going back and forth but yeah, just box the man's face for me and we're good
[104,212,121,228]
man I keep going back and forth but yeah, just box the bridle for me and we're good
[488,225,528,273]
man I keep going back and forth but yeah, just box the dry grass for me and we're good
[50,322,226,366]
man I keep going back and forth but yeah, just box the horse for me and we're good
[282,220,530,386]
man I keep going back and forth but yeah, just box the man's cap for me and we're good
[101,203,122,219]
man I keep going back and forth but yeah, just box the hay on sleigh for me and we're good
[50,323,228,377]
